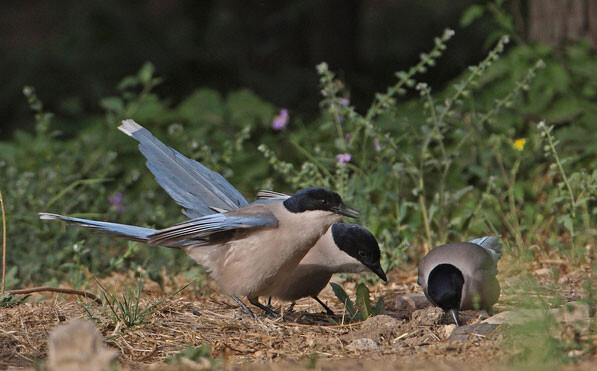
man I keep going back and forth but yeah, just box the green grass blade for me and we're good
[329,282,357,319]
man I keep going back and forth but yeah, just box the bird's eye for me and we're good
[320,199,328,206]
[358,250,367,258]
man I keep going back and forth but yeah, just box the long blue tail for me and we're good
[39,213,166,245]
[468,236,502,263]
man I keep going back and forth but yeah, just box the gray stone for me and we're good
[448,323,501,341]
[347,338,380,351]
[483,302,591,325]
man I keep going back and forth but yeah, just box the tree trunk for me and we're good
[528,0,597,48]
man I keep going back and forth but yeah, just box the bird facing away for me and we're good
[267,223,387,314]
[40,121,360,318]
[417,236,502,326]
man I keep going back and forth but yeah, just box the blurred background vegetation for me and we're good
[0,0,595,299]
[1,0,494,137]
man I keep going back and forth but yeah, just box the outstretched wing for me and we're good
[119,119,249,218]
[148,205,278,246]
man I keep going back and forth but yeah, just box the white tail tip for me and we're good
[39,212,60,220]
[118,119,143,137]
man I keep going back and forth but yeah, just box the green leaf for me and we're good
[355,283,372,320]
[460,5,485,27]
[117,75,140,90]
[138,61,156,84]
[99,96,124,113]
[373,296,385,315]
[557,215,574,234]
[330,282,357,319]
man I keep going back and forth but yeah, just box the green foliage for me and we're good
[166,343,217,368]
[83,277,191,328]
[1,63,278,286]
[260,29,596,270]
[0,292,29,308]
[330,282,383,322]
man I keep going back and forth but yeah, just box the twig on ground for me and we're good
[7,286,102,305]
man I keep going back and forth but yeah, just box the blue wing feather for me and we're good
[148,211,278,246]
[119,119,249,217]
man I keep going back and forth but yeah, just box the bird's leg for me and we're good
[248,297,280,317]
[230,295,255,319]
[267,296,273,308]
[312,296,335,315]
[448,309,461,326]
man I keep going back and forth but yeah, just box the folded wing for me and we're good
[148,206,278,246]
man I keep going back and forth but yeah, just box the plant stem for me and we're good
[418,194,433,253]
[0,188,5,294]
[545,130,576,218]
[496,152,524,249]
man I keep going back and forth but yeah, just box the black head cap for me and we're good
[427,264,464,311]
[283,187,359,218]
[331,223,387,281]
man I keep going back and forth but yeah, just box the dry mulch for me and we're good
[0,254,594,370]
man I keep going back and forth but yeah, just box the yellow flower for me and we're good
[513,138,526,151]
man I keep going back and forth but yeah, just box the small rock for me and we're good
[448,323,501,341]
[483,302,591,325]
[440,324,457,339]
[347,338,379,351]
[482,309,539,325]
[47,319,118,371]
[394,293,431,312]
[411,306,444,325]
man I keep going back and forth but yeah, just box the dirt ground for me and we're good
[0,262,595,370]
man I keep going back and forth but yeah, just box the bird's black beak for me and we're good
[331,203,360,219]
[449,309,461,326]
[369,262,388,282]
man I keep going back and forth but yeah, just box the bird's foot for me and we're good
[249,297,280,318]
[230,295,256,319]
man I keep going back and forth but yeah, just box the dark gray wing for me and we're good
[119,119,249,218]
[148,207,278,246]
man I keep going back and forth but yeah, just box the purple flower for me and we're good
[272,109,289,131]
[336,99,349,123]
[336,153,352,163]
[108,192,125,213]
[373,138,381,152]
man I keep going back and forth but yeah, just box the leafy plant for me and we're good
[83,277,191,328]
[330,282,383,322]
[0,292,29,308]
